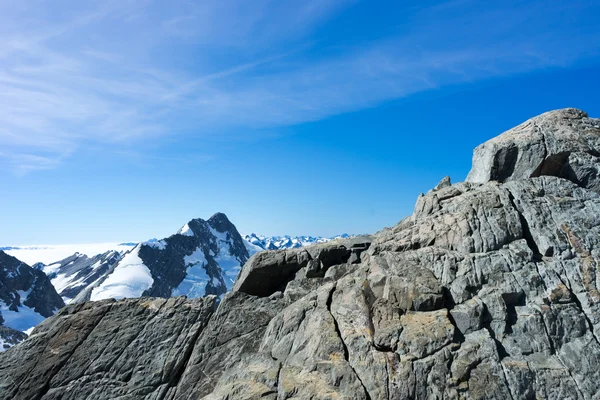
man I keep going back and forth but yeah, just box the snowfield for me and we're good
[0,290,47,332]
[90,245,153,301]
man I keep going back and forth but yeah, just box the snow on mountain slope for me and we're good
[90,245,153,301]
[0,326,27,351]
[9,214,250,306]
[1,243,135,265]
[0,251,64,350]
[243,233,353,251]
[37,251,123,303]
[88,213,251,302]
[178,223,194,237]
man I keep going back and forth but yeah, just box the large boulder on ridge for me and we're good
[466,108,600,188]
[233,236,371,297]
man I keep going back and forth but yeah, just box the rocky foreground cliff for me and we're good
[2,108,600,399]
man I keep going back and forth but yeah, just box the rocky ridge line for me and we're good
[1,108,600,399]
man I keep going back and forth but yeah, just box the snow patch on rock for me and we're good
[178,223,194,237]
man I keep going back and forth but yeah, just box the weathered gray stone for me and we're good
[3,109,600,400]
[450,297,484,335]
[433,175,452,191]
[0,296,216,399]
[232,249,310,297]
[466,108,600,184]
[561,151,600,194]
[233,239,362,297]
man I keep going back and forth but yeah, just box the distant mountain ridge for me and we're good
[34,213,251,305]
[243,233,353,251]
[41,250,123,303]
[108,212,251,300]
[0,251,64,351]
[2,243,135,265]
[0,213,250,349]
[4,221,351,312]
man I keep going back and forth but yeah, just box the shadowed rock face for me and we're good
[0,296,217,399]
[0,251,64,319]
[3,108,600,399]
[0,251,64,350]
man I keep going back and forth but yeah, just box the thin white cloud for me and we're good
[159,0,352,44]
[0,0,598,173]
[0,151,67,176]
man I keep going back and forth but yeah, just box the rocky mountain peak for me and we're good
[43,250,123,303]
[207,212,249,257]
[0,251,64,351]
[178,213,236,236]
[466,107,600,190]
[0,251,64,319]
[86,213,252,302]
[207,212,233,230]
[3,110,600,399]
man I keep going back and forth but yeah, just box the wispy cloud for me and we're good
[0,0,599,173]
[0,151,68,176]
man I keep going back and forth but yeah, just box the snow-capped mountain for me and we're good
[13,213,251,306]
[2,243,135,265]
[0,251,64,350]
[39,250,123,303]
[243,233,353,251]
[88,212,251,301]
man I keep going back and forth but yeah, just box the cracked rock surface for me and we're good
[2,108,600,399]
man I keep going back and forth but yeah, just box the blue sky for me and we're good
[1,0,600,244]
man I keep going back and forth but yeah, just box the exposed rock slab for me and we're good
[0,296,216,399]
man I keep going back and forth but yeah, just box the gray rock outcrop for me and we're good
[466,108,600,189]
[0,296,216,399]
[233,236,371,296]
[2,108,600,399]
